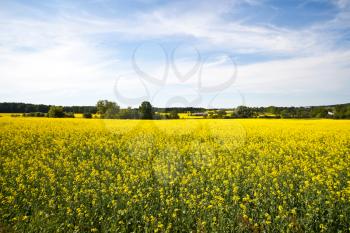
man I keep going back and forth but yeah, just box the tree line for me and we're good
[231,105,350,119]
[0,102,96,114]
[1,101,349,119]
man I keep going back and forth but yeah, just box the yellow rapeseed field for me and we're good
[0,117,349,232]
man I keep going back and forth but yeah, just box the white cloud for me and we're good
[0,0,349,106]
[0,1,336,55]
[236,51,350,94]
[331,0,350,8]
[102,51,350,107]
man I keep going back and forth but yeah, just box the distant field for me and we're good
[0,113,22,117]
[178,113,204,119]
[0,113,100,118]
[74,113,83,118]
[73,113,100,118]
[0,118,349,232]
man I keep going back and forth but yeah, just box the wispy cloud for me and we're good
[0,0,349,106]
[0,0,343,55]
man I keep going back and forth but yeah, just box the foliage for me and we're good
[168,110,179,119]
[64,112,75,118]
[96,100,120,119]
[0,102,97,114]
[158,107,206,114]
[216,109,227,118]
[334,105,350,119]
[48,106,65,118]
[0,118,349,232]
[82,112,92,119]
[280,110,291,119]
[23,112,46,117]
[234,106,255,118]
[10,114,22,117]
[139,101,153,119]
[117,107,140,119]
[1,102,350,119]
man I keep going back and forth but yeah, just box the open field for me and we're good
[0,113,23,117]
[178,113,204,119]
[0,117,349,232]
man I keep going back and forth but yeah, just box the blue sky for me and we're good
[0,0,349,107]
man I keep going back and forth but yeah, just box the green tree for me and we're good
[311,107,327,118]
[169,110,179,119]
[235,106,254,118]
[334,105,350,119]
[96,100,120,119]
[266,106,276,114]
[118,107,139,119]
[280,110,291,118]
[48,106,64,118]
[83,112,92,118]
[217,109,227,118]
[139,101,153,119]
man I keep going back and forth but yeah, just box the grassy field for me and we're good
[0,117,349,232]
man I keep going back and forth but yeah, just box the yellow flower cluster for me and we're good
[0,117,349,232]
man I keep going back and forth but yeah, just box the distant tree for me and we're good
[139,101,153,119]
[217,109,226,118]
[280,110,291,119]
[83,112,92,118]
[333,105,350,119]
[266,106,277,114]
[311,107,328,118]
[235,106,254,118]
[207,111,215,118]
[288,107,297,118]
[96,100,107,115]
[96,100,120,118]
[104,108,119,119]
[35,112,46,117]
[346,107,350,119]
[48,106,65,118]
[23,112,46,117]
[118,107,140,119]
[169,110,179,119]
[294,108,308,118]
